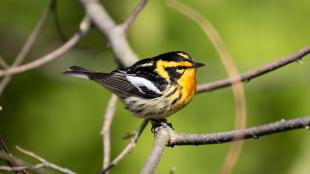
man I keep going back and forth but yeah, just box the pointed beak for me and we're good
[193,62,205,68]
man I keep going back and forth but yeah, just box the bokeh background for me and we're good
[1,0,310,174]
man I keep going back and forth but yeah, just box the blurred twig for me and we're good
[0,136,28,174]
[0,144,77,174]
[0,1,52,96]
[0,56,8,69]
[101,95,118,173]
[0,151,49,174]
[122,0,148,31]
[102,119,148,174]
[197,46,310,92]
[167,1,247,173]
[0,16,91,77]
[0,164,45,172]
[16,146,76,174]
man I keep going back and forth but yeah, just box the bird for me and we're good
[63,51,205,120]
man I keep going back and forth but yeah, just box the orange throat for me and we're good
[176,69,197,105]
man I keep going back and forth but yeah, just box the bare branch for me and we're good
[80,0,138,67]
[141,121,170,174]
[0,165,28,172]
[0,136,28,174]
[122,0,148,32]
[16,146,76,174]
[101,95,118,172]
[102,119,148,174]
[0,151,49,174]
[168,117,310,146]
[0,1,51,96]
[0,16,91,77]
[197,46,310,93]
[138,117,309,173]
[0,55,8,69]
[0,163,46,172]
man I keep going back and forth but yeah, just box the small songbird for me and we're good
[64,51,205,120]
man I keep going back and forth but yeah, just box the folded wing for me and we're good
[64,66,162,99]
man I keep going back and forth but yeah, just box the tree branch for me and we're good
[122,0,148,32]
[80,0,139,67]
[0,1,52,96]
[0,164,45,173]
[197,46,310,93]
[101,94,118,172]
[140,121,171,174]
[0,151,48,174]
[139,117,310,174]
[16,146,76,174]
[0,136,28,174]
[168,117,310,146]
[0,55,8,69]
[0,16,91,77]
[102,119,148,174]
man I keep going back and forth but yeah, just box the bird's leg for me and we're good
[150,119,174,134]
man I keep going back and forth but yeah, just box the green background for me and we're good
[0,0,310,174]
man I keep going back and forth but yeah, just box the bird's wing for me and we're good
[64,66,162,99]
[95,71,162,99]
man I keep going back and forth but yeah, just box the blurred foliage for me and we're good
[0,0,310,174]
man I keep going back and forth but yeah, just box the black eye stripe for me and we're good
[164,65,193,69]
[176,66,193,69]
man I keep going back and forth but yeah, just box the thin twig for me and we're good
[0,165,29,172]
[122,0,148,32]
[0,136,28,174]
[140,122,171,174]
[16,146,76,174]
[101,95,118,172]
[0,55,8,69]
[0,163,47,172]
[0,16,91,77]
[80,0,138,67]
[167,1,247,173]
[197,46,310,93]
[0,1,52,96]
[0,151,48,174]
[168,116,310,146]
[102,119,148,174]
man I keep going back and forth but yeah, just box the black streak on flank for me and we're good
[171,93,182,105]
[166,87,177,97]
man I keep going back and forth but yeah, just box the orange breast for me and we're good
[176,69,197,105]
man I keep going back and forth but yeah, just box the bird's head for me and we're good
[154,51,205,83]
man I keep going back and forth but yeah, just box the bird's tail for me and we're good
[63,66,108,80]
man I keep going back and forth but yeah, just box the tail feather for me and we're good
[63,66,108,80]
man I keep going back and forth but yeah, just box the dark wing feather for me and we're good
[94,71,160,99]
[64,66,161,99]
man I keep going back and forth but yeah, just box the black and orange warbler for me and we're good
[64,51,204,120]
